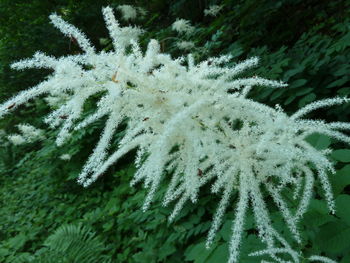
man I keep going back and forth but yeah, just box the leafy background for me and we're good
[0,0,349,262]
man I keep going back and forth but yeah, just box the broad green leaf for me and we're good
[335,195,350,226]
[303,211,335,227]
[331,165,350,195]
[331,149,350,162]
[315,221,350,254]
[240,235,265,262]
[341,253,350,263]
[184,242,215,263]
[305,133,331,150]
[0,248,10,257]
[206,243,228,262]
[219,221,232,242]
[308,199,329,214]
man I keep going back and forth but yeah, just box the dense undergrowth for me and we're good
[0,0,349,262]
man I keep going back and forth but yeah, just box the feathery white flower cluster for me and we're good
[137,7,147,17]
[116,5,147,21]
[204,5,224,16]
[60,154,72,161]
[0,7,346,263]
[7,124,44,145]
[172,19,195,35]
[7,134,26,145]
[176,40,195,50]
[45,92,70,108]
[18,124,45,141]
[116,5,137,21]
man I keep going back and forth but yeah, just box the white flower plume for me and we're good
[204,5,224,17]
[116,5,137,21]
[60,154,72,161]
[176,40,195,50]
[172,18,195,35]
[0,6,346,263]
[7,134,26,145]
[7,124,44,145]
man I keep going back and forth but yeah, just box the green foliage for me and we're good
[0,0,349,262]
[7,224,111,263]
[35,224,110,263]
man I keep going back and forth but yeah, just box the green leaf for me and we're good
[308,199,329,214]
[184,242,215,263]
[331,149,350,162]
[331,165,350,195]
[341,253,350,263]
[158,243,176,260]
[283,66,305,80]
[295,87,313,96]
[284,95,297,105]
[315,221,350,254]
[219,221,232,242]
[305,133,331,150]
[304,198,335,227]
[303,211,335,227]
[102,221,114,232]
[298,93,316,107]
[270,89,285,100]
[0,248,10,258]
[290,79,307,88]
[335,195,350,226]
[326,76,348,89]
[206,243,228,262]
[240,235,265,262]
[105,198,119,215]
[6,233,27,251]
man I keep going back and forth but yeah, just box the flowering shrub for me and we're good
[116,5,138,21]
[7,124,44,145]
[172,19,195,35]
[176,41,195,50]
[204,5,224,17]
[0,6,348,263]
